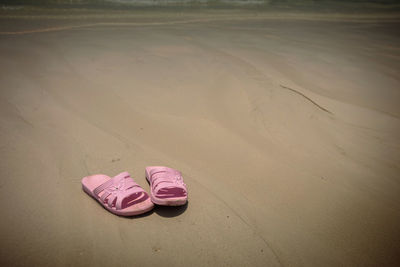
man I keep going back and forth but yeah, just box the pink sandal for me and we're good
[145,166,188,206]
[82,172,154,216]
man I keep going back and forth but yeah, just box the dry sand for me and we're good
[0,8,399,267]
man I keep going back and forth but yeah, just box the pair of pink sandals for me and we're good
[82,166,187,216]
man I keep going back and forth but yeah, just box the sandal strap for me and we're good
[149,168,187,195]
[93,172,145,210]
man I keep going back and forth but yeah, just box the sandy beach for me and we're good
[0,6,400,266]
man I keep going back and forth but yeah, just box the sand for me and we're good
[0,8,399,267]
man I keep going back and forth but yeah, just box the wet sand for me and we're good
[0,8,400,266]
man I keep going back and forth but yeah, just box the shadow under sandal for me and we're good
[145,166,188,206]
[82,172,154,216]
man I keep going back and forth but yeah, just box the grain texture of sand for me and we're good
[0,8,399,266]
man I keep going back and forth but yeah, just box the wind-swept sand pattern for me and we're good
[0,8,399,266]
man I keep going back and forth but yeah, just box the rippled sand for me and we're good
[0,8,399,266]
